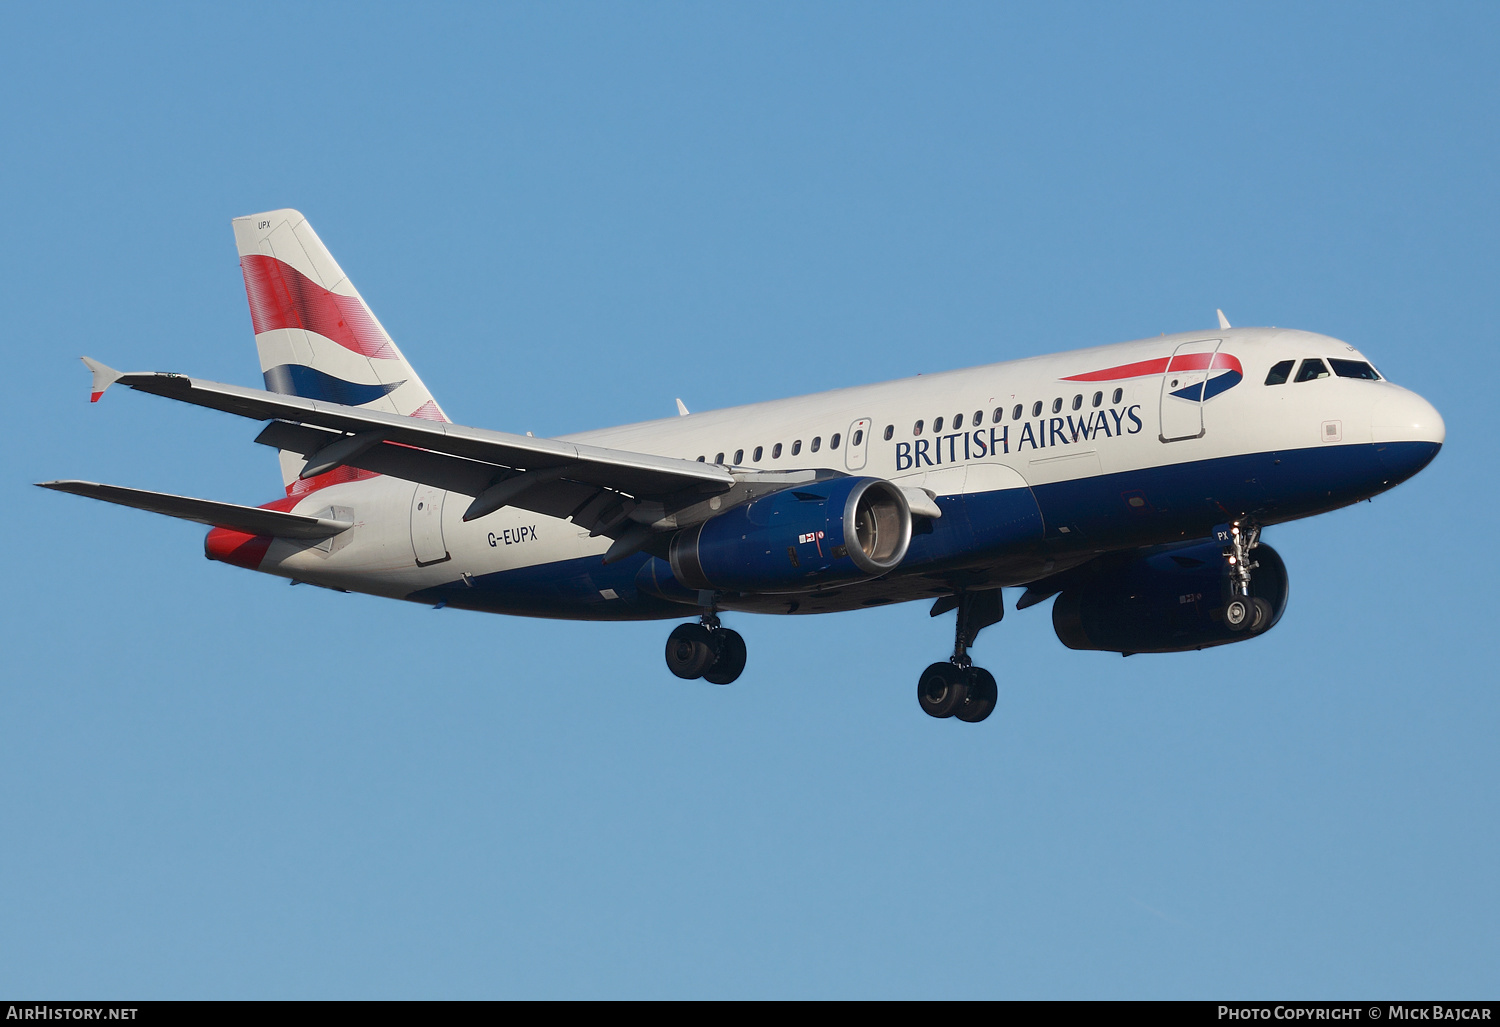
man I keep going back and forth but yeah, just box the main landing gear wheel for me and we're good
[918,662,967,718]
[954,667,998,723]
[665,616,748,684]
[666,623,715,679]
[702,628,747,685]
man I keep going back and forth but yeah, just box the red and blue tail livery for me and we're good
[231,210,448,491]
[38,209,1444,724]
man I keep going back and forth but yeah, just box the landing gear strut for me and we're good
[665,609,747,685]
[918,589,1002,723]
[1221,520,1273,633]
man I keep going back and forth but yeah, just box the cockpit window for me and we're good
[1294,359,1330,383]
[1329,358,1381,381]
[1264,360,1294,386]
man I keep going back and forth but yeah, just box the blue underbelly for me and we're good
[406,442,1440,619]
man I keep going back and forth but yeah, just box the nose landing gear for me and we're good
[918,588,1003,723]
[1220,520,1274,635]
[665,611,747,685]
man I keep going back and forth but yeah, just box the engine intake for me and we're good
[1052,539,1289,654]
[667,476,912,593]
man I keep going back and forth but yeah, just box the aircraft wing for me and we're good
[89,363,737,557]
[37,480,353,539]
[108,369,733,497]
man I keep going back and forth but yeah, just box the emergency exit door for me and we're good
[844,418,872,471]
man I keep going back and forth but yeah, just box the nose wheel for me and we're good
[918,588,1003,723]
[665,613,747,685]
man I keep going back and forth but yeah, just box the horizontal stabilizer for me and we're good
[36,480,352,539]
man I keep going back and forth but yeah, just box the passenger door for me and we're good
[1158,338,1222,442]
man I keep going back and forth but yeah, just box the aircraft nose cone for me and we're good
[1372,388,1445,445]
[1371,387,1444,485]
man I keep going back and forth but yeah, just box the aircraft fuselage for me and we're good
[222,325,1442,621]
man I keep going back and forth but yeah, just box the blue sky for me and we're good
[2,2,1495,998]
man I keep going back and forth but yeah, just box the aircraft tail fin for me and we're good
[232,209,449,494]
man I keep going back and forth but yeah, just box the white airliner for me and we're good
[41,210,1444,723]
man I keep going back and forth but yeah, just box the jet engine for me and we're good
[1051,539,1289,654]
[657,476,912,594]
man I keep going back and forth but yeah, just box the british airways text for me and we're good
[893,404,1143,471]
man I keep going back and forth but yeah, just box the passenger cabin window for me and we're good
[883,425,894,441]
[1092,391,1103,408]
[934,416,944,433]
[1112,388,1123,404]
[772,443,783,459]
[810,437,821,453]
[734,449,744,464]
[953,413,963,428]
[1265,360,1294,386]
[1032,401,1043,417]
[831,433,841,449]
[1295,359,1330,382]
[1012,404,1023,420]
[992,408,1003,423]
[973,410,983,427]
[792,440,802,456]
[1330,359,1381,380]
[852,429,864,446]
[715,452,724,464]
[1051,398,1063,414]
[753,446,763,461]
[1071,394,1083,411]
[913,420,924,436]
[696,455,705,462]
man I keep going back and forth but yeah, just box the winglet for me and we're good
[675,398,690,417]
[81,356,123,402]
[1216,309,1231,330]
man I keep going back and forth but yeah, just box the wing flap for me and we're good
[252,421,620,530]
[255,421,498,495]
[36,480,353,539]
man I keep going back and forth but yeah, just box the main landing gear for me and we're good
[665,611,747,685]
[1221,520,1273,635]
[918,588,1003,723]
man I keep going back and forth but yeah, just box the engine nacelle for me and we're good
[664,476,912,593]
[1052,539,1289,654]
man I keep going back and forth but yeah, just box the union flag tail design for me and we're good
[232,209,449,494]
